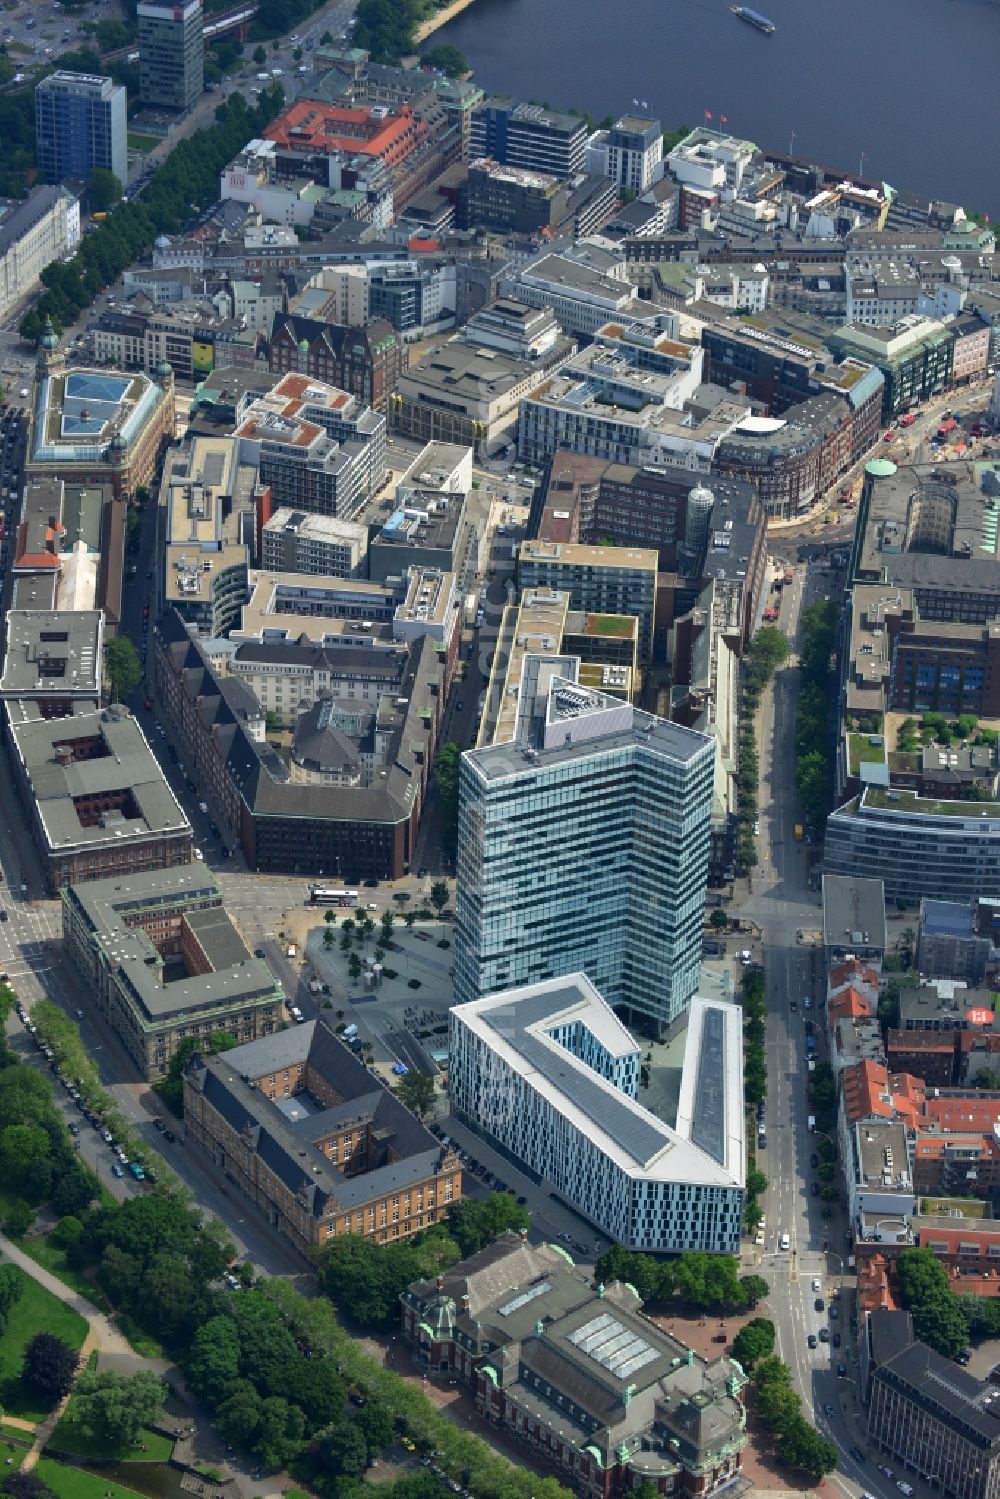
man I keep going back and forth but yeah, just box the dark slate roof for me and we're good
[0,185,72,258]
[156,608,438,827]
[186,1017,451,1216]
[876,1342,1000,1447]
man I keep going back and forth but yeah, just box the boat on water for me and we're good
[731,5,776,32]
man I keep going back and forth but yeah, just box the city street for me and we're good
[735,557,881,1498]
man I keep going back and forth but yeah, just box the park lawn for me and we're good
[0,1423,34,1442]
[127,132,160,151]
[16,1238,111,1313]
[48,1409,173,1463]
[0,1441,27,1473]
[0,1275,88,1421]
[34,1458,149,1499]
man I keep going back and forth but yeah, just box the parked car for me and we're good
[112,1163,124,1178]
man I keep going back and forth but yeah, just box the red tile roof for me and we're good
[829,986,874,1022]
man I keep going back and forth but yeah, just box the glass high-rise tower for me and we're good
[35,72,127,190]
[454,660,715,1034]
[137,0,204,113]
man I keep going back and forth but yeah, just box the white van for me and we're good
[779,1232,790,1250]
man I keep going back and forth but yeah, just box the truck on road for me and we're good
[794,823,804,841]
[464,593,477,627]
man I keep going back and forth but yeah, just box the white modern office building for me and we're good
[449,976,745,1253]
[454,661,715,1033]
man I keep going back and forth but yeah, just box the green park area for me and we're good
[586,613,635,637]
[847,731,887,775]
[34,1459,149,1499]
[49,1403,173,1463]
[0,1277,87,1422]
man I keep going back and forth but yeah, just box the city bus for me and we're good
[307,887,359,907]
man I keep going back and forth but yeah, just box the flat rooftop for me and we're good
[453,977,744,1188]
[855,460,1000,596]
[468,670,713,783]
[12,706,190,855]
[165,541,247,603]
[0,610,102,697]
[233,569,401,644]
[64,865,280,1026]
[519,539,658,575]
[491,589,571,746]
[32,367,166,467]
[262,507,367,548]
[823,872,887,951]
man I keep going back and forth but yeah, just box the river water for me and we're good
[434,0,1000,216]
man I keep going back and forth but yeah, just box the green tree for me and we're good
[51,1216,85,1250]
[896,1246,969,1357]
[776,1413,838,1477]
[446,1194,531,1257]
[747,624,790,679]
[0,1124,50,1196]
[0,1264,24,1329]
[380,910,395,943]
[319,1235,457,1330]
[216,1380,262,1448]
[21,1333,78,1405]
[254,1395,306,1469]
[87,168,122,212]
[433,742,462,858]
[753,1357,800,1427]
[320,1421,368,1479]
[739,1274,770,1308]
[4,1200,37,1237]
[72,1368,167,1449]
[593,1245,663,1303]
[104,636,142,701]
[394,1070,435,1118]
[52,1163,98,1219]
[731,1317,775,1369]
[419,44,468,76]
[3,1477,60,1499]
[709,908,728,931]
[348,952,362,982]
[429,880,450,913]
[184,1316,242,1405]
[155,1030,238,1116]
[354,1398,394,1458]
[252,44,267,65]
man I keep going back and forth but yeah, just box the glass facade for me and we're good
[35,73,127,190]
[138,0,204,112]
[454,708,714,1033]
